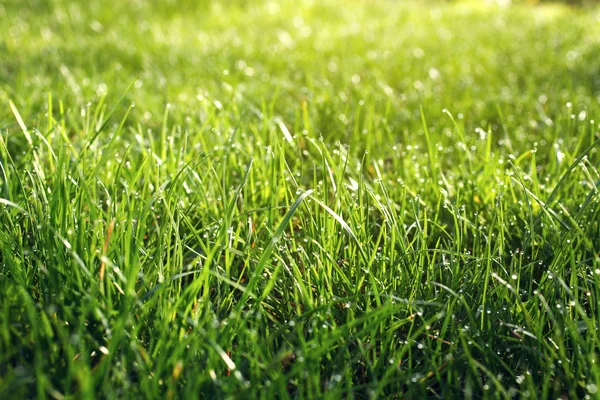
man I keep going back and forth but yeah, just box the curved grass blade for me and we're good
[235,189,313,311]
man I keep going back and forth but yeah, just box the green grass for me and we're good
[1,0,600,398]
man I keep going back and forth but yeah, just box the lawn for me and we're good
[1,0,600,398]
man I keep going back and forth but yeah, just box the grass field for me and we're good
[1,0,600,398]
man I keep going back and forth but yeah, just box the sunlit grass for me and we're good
[1,0,599,398]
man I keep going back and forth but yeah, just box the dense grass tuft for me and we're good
[1,0,600,398]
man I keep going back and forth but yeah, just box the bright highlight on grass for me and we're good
[1,0,599,398]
